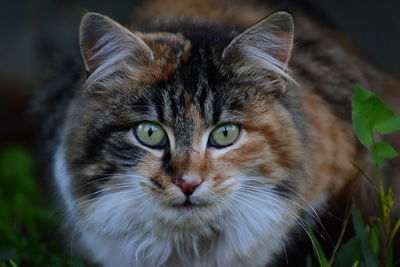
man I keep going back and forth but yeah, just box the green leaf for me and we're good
[307,224,330,267]
[352,210,379,267]
[306,255,314,267]
[0,260,18,267]
[370,142,399,166]
[352,113,374,147]
[385,188,394,208]
[333,237,361,267]
[374,142,399,158]
[369,226,379,255]
[352,85,400,147]
[375,114,400,134]
[385,245,393,267]
[391,219,400,244]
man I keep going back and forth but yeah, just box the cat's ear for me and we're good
[79,12,153,74]
[222,11,294,83]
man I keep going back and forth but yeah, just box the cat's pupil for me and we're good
[148,127,154,137]
[223,127,228,138]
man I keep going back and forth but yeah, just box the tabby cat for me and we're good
[35,0,400,266]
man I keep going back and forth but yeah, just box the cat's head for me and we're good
[61,11,308,239]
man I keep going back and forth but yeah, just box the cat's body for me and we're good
[34,0,400,266]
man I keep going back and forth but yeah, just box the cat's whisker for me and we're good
[221,198,254,250]
[238,182,331,243]
[267,192,332,242]
[77,188,146,207]
[234,190,328,247]
[236,176,323,226]
[77,186,133,201]
[110,192,150,209]
[233,191,308,237]
[72,173,144,193]
[219,198,241,229]
[76,184,142,202]
[235,189,317,228]
[228,193,290,259]
[239,184,320,221]
[231,194,283,233]
[72,175,118,191]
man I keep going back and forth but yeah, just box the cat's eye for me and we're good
[134,122,167,148]
[209,124,240,148]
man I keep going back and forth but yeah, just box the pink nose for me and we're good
[173,175,203,196]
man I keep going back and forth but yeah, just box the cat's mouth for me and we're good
[171,199,208,210]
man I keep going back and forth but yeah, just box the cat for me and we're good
[34,0,400,266]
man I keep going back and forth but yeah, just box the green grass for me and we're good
[0,145,86,266]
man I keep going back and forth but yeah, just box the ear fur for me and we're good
[222,11,295,85]
[79,12,153,76]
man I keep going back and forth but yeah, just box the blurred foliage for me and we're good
[0,145,86,266]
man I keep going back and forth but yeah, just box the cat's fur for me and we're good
[34,0,400,266]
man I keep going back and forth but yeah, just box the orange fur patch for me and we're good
[302,90,358,202]
[133,32,192,85]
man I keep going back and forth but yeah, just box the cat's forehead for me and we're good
[87,29,269,136]
[137,32,192,79]
[143,65,243,130]
[139,30,227,83]
[134,32,247,126]
[139,23,244,79]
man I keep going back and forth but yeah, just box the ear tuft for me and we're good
[79,12,153,75]
[260,11,294,65]
[222,11,295,85]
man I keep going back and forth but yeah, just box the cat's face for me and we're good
[62,12,307,237]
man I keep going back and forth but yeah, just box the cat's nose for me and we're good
[173,175,203,196]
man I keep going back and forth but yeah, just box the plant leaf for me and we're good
[385,245,393,267]
[352,113,374,147]
[375,115,400,134]
[370,142,399,166]
[369,225,379,255]
[305,255,314,267]
[352,85,400,148]
[307,224,330,267]
[352,210,379,267]
[333,237,361,267]
[374,142,399,158]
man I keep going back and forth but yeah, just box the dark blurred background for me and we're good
[0,0,141,148]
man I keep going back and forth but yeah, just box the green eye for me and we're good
[134,122,167,148]
[209,124,240,148]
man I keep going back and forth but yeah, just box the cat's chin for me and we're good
[155,200,226,229]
